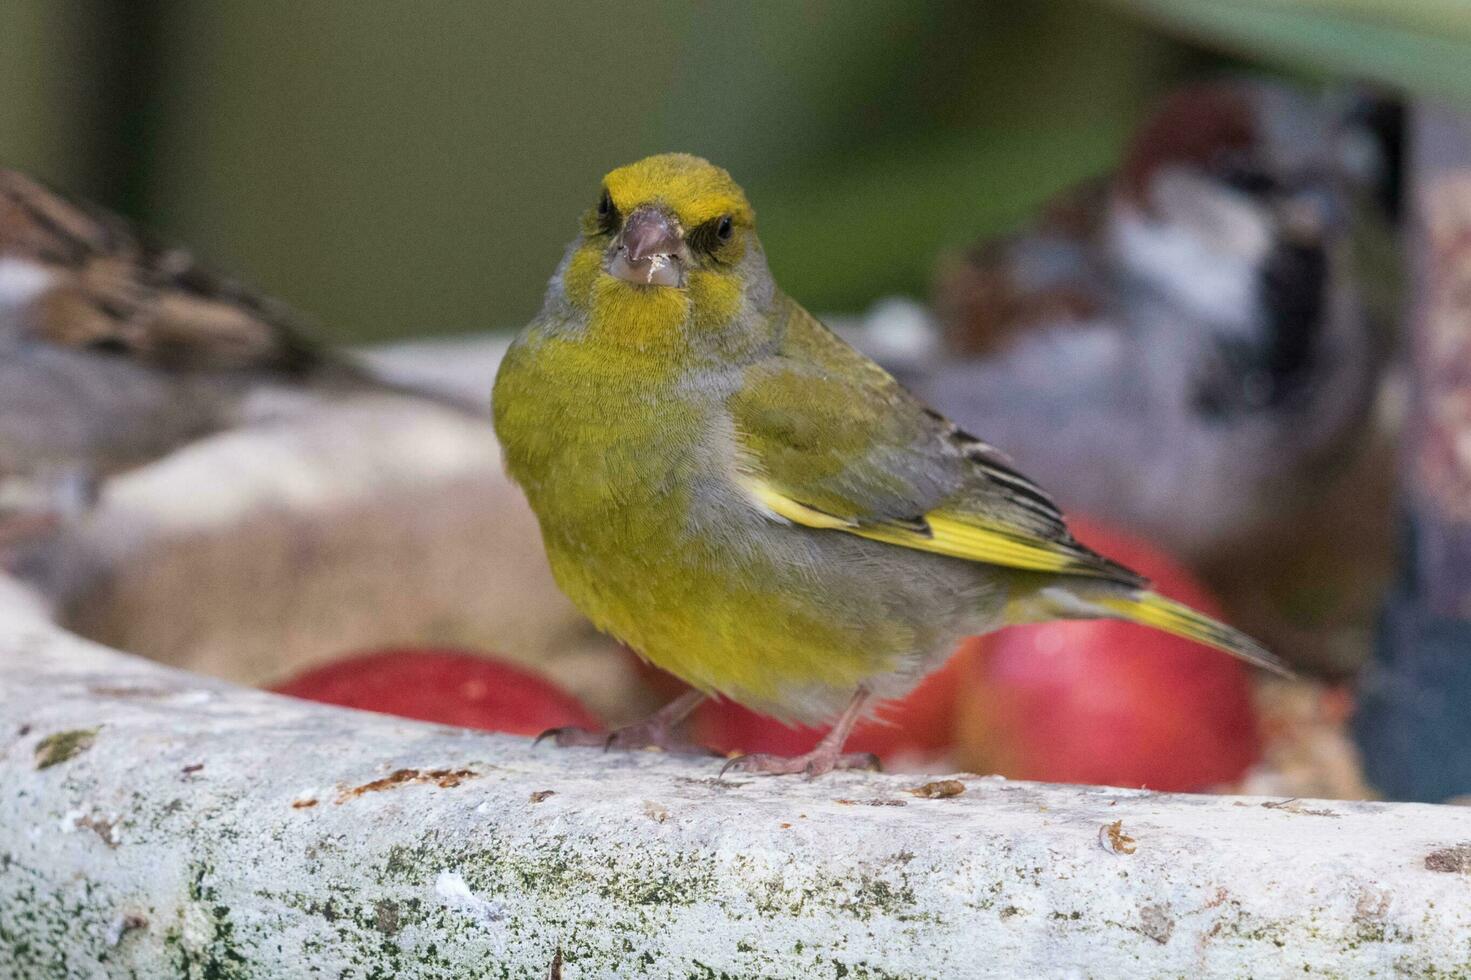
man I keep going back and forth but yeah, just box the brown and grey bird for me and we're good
[920,80,1395,563]
[0,169,410,568]
[0,170,387,476]
[0,171,607,713]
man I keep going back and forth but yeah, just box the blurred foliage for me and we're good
[1104,0,1471,104]
[4,1,1222,342]
[0,3,106,188]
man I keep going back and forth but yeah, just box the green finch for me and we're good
[492,153,1286,777]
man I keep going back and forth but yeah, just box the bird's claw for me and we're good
[534,723,716,756]
[533,726,608,749]
[719,750,881,779]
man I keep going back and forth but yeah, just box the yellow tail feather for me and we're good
[1097,591,1292,678]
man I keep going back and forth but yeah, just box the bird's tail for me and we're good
[1093,590,1293,678]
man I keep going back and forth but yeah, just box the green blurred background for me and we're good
[0,0,1236,343]
[4,1,1464,344]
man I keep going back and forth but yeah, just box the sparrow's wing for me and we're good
[729,299,1145,587]
[0,169,346,376]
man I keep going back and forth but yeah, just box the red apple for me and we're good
[951,519,1261,791]
[270,648,599,736]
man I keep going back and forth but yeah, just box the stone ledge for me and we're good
[2,577,1469,979]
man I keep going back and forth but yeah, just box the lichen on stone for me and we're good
[34,727,100,770]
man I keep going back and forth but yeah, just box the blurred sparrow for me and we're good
[0,169,431,565]
[920,80,1394,561]
[0,169,389,480]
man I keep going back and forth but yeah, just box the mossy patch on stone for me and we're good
[34,727,100,770]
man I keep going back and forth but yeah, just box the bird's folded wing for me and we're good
[739,474,1138,581]
[729,305,1144,587]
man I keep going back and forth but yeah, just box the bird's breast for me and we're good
[494,335,722,546]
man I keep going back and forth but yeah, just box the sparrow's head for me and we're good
[552,154,769,347]
[1110,80,1384,324]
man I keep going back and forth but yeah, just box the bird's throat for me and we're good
[588,274,693,352]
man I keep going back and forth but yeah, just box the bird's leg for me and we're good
[0,511,62,572]
[721,687,879,778]
[536,689,712,755]
[0,469,96,572]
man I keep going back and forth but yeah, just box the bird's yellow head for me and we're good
[555,154,762,349]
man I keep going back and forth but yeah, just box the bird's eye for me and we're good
[594,190,620,234]
[1219,165,1279,196]
[1211,150,1279,196]
[688,214,736,256]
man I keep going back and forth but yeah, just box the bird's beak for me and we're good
[607,206,687,287]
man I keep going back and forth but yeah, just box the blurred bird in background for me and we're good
[0,169,388,571]
[0,171,615,714]
[0,169,397,457]
[916,79,1401,673]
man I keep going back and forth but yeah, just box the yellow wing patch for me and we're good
[742,476,857,531]
[859,513,1099,576]
[741,475,1126,580]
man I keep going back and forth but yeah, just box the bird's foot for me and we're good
[535,720,714,756]
[720,749,880,779]
[536,690,711,756]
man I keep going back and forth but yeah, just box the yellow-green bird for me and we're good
[493,153,1288,776]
